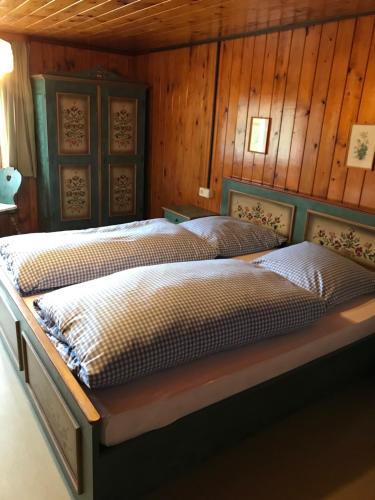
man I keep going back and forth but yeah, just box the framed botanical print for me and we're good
[59,164,91,221]
[249,117,271,154]
[109,97,137,155]
[109,164,136,217]
[346,123,375,170]
[57,93,90,155]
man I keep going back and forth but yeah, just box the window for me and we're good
[0,39,14,168]
[0,39,13,76]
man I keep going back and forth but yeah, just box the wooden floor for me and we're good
[1,340,375,500]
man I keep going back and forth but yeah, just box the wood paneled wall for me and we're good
[29,41,135,78]
[211,16,375,212]
[7,40,136,235]
[135,44,218,216]
[4,15,375,234]
[134,15,375,218]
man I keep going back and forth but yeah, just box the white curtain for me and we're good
[0,40,37,177]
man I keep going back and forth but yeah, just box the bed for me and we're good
[0,178,374,500]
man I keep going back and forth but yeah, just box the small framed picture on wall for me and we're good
[248,117,271,154]
[346,123,375,170]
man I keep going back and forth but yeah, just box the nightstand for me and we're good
[162,204,217,224]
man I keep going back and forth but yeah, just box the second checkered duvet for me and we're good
[34,259,326,389]
[0,219,217,295]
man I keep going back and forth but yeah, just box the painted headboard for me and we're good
[221,178,375,268]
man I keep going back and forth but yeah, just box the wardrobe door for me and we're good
[45,78,99,231]
[100,82,146,226]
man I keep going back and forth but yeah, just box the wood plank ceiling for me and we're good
[0,0,374,53]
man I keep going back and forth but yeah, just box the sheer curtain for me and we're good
[0,40,37,177]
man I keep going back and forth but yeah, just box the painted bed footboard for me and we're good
[1,264,375,499]
[0,268,101,499]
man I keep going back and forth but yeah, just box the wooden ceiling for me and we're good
[0,0,374,54]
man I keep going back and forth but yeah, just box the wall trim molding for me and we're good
[147,11,375,55]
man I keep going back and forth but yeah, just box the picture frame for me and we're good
[346,123,375,170]
[248,117,271,154]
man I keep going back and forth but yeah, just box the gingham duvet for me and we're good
[0,219,217,295]
[34,259,326,389]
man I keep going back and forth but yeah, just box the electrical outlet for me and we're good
[199,187,212,198]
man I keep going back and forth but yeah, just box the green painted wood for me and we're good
[92,334,375,500]
[100,83,146,226]
[163,210,189,223]
[0,276,100,500]
[0,167,22,205]
[32,72,147,232]
[221,178,375,242]
[163,204,217,222]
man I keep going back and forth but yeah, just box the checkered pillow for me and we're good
[180,216,286,257]
[253,241,375,308]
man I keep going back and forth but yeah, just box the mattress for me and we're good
[23,251,375,447]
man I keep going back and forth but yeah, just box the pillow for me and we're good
[180,216,286,257]
[253,241,375,308]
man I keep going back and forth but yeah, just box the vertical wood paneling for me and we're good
[208,16,375,214]
[209,41,233,204]
[274,28,305,188]
[312,19,355,198]
[29,41,135,78]
[298,22,338,195]
[251,32,278,183]
[242,35,267,181]
[285,25,322,192]
[223,39,244,179]
[232,37,254,179]
[358,32,375,210]
[342,21,375,206]
[262,29,292,186]
[135,44,217,217]
[327,16,374,204]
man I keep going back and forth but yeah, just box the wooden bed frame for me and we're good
[1,178,375,499]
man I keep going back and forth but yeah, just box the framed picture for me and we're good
[109,97,137,155]
[57,93,90,155]
[109,164,136,217]
[59,164,91,221]
[346,123,375,170]
[248,117,271,154]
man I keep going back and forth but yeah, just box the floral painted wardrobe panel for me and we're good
[32,70,146,231]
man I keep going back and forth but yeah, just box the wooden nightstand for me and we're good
[162,204,217,224]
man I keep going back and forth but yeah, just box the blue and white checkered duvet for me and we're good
[0,219,217,295]
[34,259,326,389]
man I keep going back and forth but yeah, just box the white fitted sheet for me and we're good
[23,252,375,447]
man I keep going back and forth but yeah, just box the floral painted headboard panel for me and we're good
[305,210,375,269]
[229,190,295,241]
